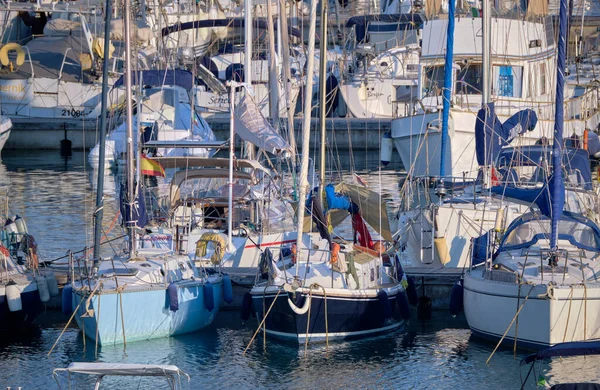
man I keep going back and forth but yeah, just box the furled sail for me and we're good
[475,102,538,166]
[233,92,291,155]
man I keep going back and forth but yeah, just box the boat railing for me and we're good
[21,45,35,79]
[58,48,72,80]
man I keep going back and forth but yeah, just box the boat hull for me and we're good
[72,279,223,346]
[464,270,600,348]
[0,283,43,330]
[250,287,404,343]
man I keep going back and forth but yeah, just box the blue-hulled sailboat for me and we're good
[69,1,223,346]
[463,0,600,348]
[248,1,406,344]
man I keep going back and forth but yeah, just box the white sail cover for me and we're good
[234,92,291,155]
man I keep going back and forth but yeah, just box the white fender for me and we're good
[287,293,311,315]
[36,276,50,303]
[6,281,22,311]
[45,272,59,297]
[380,132,393,166]
[14,215,27,235]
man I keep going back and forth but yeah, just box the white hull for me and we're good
[391,109,595,179]
[464,269,600,347]
[0,116,12,152]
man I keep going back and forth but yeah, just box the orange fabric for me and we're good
[330,243,340,264]
[291,244,297,264]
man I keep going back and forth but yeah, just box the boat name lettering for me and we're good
[207,95,229,105]
[61,108,90,118]
[142,235,171,241]
[0,85,25,93]
[367,91,384,98]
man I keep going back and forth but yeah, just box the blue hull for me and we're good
[73,280,223,345]
[251,290,404,342]
[0,290,43,330]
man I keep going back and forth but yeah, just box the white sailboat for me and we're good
[69,1,224,346]
[463,0,600,348]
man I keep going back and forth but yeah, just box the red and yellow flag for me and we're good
[140,154,165,177]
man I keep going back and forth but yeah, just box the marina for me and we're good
[0,150,598,388]
[2,0,600,386]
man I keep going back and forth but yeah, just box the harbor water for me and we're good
[1,150,600,389]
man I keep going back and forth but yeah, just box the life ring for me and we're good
[195,232,226,265]
[287,291,310,315]
[0,43,25,71]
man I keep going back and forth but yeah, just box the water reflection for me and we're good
[1,151,591,389]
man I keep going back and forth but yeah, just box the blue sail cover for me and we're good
[114,70,194,91]
[475,102,538,166]
[120,184,148,229]
[439,0,456,177]
[550,0,568,249]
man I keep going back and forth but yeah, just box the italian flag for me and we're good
[140,154,166,177]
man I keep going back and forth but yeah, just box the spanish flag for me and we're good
[140,154,165,177]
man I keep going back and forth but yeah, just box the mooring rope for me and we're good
[243,287,282,355]
[48,281,103,356]
[486,284,535,365]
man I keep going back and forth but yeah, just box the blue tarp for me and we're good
[475,103,538,166]
[114,70,194,91]
[521,340,600,365]
[325,184,352,211]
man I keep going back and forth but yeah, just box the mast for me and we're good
[551,0,567,250]
[439,0,456,179]
[482,0,491,104]
[294,0,318,277]
[278,0,297,161]
[92,0,113,267]
[318,0,328,202]
[228,83,236,251]
[266,0,279,124]
[244,0,255,159]
[124,0,136,255]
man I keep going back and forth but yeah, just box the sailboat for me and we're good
[88,69,217,170]
[462,0,600,348]
[248,1,406,343]
[389,0,600,286]
[69,1,223,346]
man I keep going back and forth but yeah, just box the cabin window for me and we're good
[539,63,547,95]
[493,65,523,98]
[422,63,482,97]
[423,66,446,96]
[455,63,483,95]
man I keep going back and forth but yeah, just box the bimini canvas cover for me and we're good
[58,362,185,376]
[114,69,194,91]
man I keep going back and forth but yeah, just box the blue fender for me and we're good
[222,275,234,304]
